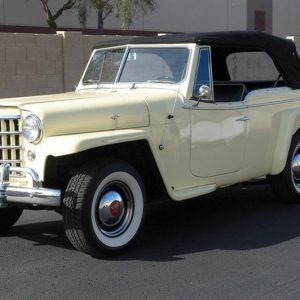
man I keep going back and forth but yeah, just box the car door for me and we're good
[190,47,248,177]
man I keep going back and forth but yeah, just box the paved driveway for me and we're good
[1,185,300,300]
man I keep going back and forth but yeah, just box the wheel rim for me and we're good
[292,148,300,192]
[95,181,134,238]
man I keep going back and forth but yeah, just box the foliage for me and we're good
[78,0,157,32]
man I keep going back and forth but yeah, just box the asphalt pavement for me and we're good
[1,184,300,300]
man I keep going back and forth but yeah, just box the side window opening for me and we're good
[213,83,246,103]
[226,51,279,82]
[193,48,212,98]
[225,51,286,92]
[211,50,285,103]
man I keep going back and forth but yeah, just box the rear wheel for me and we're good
[0,207,23,233]
[269,134,300,203]
[62,159,146,257]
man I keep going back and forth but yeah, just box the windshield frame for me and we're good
[77,44,192,90]
[80,45,129,86]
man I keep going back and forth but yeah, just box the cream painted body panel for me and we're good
[2,43,300,202]
[196,87,300,189]
[20,90,150,135]
[5,85,300,201]
[22,87,200,199]
[190,101,247,177]
[244,88,300,176]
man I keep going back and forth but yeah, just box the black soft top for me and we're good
[94,31,300,89]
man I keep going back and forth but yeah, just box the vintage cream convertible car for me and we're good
[1,31,300,257]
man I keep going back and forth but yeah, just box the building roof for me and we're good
[94,31,300,89]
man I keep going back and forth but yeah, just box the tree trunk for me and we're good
[97,6,104,34]
[47,18,57,29]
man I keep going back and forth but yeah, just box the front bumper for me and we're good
[0,164,61,208]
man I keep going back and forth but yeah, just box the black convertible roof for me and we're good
[94,31,300,89]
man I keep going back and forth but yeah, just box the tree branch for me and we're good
[40,0,58,28]
[40,0,53,19]
[52,0,77,21]
[103,5,114,20]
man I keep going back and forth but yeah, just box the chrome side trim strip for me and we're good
[184,97,300,111]
[183,104,246,111]
[246,97,300,108]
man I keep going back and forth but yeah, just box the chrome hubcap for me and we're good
[98,191,125,227]
[96,181,133,237]
[292,153,300,186]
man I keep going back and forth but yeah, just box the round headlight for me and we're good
[22,115,42,144]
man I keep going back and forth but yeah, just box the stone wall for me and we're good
[0,31,132,99]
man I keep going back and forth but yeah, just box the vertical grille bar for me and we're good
[1,120,8,162]
[0,116,22,168]
[10,120,17,165]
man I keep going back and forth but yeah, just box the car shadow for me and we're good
[2,184,300,261]
[1,219,74,251]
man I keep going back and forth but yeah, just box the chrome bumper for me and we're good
[0,164,61,208]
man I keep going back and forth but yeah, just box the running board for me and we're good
[172,184,216,201]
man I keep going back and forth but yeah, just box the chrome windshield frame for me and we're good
[77,44,193,91]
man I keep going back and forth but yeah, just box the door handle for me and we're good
[235,115,250,122]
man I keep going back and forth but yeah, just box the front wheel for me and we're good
[269,134,300,203]
[0,207,23,233]
[62,159,146,257]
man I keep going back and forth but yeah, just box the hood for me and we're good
[0,90,151,137]
[0,91,89,107]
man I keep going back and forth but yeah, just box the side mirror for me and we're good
[193,85,213,107]
[199,85,212,100]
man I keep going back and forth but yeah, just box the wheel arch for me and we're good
[44,139,168,201]
[270,110,300,175]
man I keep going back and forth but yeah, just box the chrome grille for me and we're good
[0,116,22,167]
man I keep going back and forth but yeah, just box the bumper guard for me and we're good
[0,164,61,208]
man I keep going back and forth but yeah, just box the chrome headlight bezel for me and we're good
[22,114,43,144]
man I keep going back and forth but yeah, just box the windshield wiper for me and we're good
[146,79,175,84]
[83,79,99,84]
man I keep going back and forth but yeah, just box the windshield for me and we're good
[82,48,125,85]
[120,48,189,83]
[82,47,189,85]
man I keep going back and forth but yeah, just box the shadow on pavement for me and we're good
[3,184,300,261]
[1,220,74,251]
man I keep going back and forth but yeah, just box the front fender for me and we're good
[42,129,150,157]
[27,128,175,198]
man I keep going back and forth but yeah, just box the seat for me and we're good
[213,83,246,102]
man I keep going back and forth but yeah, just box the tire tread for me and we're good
[62,158,145,257]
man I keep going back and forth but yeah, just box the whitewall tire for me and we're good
[62,159,146,257]
[269,133,300,203]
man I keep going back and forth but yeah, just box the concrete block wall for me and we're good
[59,32,132,92]
[0,32,298,99]
[0,32,63,98]
[0,32,133,99]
